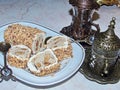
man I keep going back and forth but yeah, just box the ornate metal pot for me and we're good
[89,17,120,77]
[80,17,120,84]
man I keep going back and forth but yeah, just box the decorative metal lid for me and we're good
[93,17,120,58]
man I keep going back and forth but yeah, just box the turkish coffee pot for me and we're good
[89,17,120,77]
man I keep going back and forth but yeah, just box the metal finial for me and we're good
[110,17,116,26]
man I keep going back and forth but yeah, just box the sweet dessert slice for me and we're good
[27,49,60,76]
[4,24,46,54]
[46,35,73,61]
[7,45,31,68]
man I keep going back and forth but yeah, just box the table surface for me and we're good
[0,0,120,90]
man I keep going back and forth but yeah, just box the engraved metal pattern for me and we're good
[80,17,120,84]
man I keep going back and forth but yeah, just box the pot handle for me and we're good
[91,22,100,33]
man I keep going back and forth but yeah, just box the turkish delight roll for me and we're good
[4,24,46,54]
[27,49,60,76]
[46,35,73,61]
[7,45,31,68]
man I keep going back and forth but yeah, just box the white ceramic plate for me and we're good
[0,22,85,86]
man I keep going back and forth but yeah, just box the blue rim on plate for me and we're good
[0,22,85,86]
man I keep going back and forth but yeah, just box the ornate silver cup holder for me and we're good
[79,46,120,84]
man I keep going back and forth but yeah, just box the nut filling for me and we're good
[4,24,73,76]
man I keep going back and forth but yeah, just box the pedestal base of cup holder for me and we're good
[79,46,120,84]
